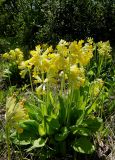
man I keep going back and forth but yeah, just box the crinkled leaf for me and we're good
[18,120,39,140]
[24,102,43,121]
[76,127,90,136]
[82,117,103,133]
[10,132,30,145]
[55,127,68,141]
[73,137,95,154]
[46,116,60,135]
[71,126,90,136]
[38,123,46,136]
[58,96,66,124]
[27,138,47,152]
[13,139,30,145]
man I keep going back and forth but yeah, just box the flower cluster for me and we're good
[2,48,24,64]
[90,78,104,97]
[5,96,29,133]
[97,41,112,58]
[17,40,93,93]
[2,39,111,95]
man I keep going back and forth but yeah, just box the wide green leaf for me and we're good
[82,117,103,133]
[71,126,90,136]
[38,123,46,136]
[72,137,95,154]
[10,132,30,145]
[38,116,60,136]
[55,127,68,141]
[18,120,39,140]
[27,138,47,152]
[58,96,66,124]
[24,102,43,121]
[46,116,60,135]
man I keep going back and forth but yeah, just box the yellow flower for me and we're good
[2,52,9,59]
[40,54,50,72]
[43,46,53,55]
[35,45,41,53]
[19,60,32,69]
[87,37,94,44]
[97,41,112,58]
[30,50,39,56]
[69,65,85,88]
[3,48,24,64]
[5,96,29,126]
[57,40,69,57]
[36,85,43,95]
[16,127,23,134]
[59,71,68,80]
[75,77,85,88]
[69,41,79,56]
[78,40,84,46]
[15,48,24,63]
[79,43,93,66]
[69,41,83,65]
[51,54,67,71]
[18,61,27,69]
[19,69,28,78]
[36,84,46,96]
[91,79,104,96]
[18,60,31,78]
[33,75,42,84]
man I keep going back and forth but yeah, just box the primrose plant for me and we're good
[4,38,112,159]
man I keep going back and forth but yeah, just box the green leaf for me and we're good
[58,96,66,124]
[38,116,60,136]
[18,120,39,140]
[71,117,102,135]
[38,123,46,136]
[76,110,85,126]
[55,127,68,141]
[24,102,43,121]
[82,117,103,133]
[87,102,97,114]
[46,116,60,135]
[77,128,90,136]
[13,139,30,145]
[88,70,94,76]
[47,103,54,115]
[71,126,90,136]
[10,132,30,145]
[72,137,95,154]
[27,138,47,152]
[73,89,80,101]
[49,92,55,106]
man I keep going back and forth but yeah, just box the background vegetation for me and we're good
[0,0,115,53]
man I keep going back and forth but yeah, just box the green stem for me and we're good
[97,56,103,77]
[5,125,11,160]
[8,75,11,87]
[28,68,34,93]
[74,151,77,160]
[60,72,65,96]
